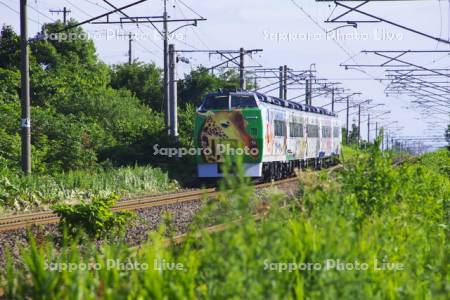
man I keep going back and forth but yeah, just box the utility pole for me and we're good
[331,88,335,113]
[84,0,206,135]
[50,0,209,139]
[309,74,313,105]
[163,0,170,135]
[119,32,134,64]
[168,44,178,139]
[386,132,389,150]
[239,47,246,90]
[49,7,71,25]
[346,96,349,144]
[283,65,287,100]
[278,66,283,99]
[87,0,206,135]
[128,32,133,64]
[305,79,309,105]
[279,66,283,99]
[375,122,378,140]
[367,114,370,143]
[20,0,31,174]
[357,104,361,146]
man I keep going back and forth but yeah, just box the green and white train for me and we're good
[194,90,341,179]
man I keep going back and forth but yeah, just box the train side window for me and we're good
[333,127,340,138]
[307,124,319,138]
[322,126,331,138]
[274,120,285,137]
[289,122,303,137]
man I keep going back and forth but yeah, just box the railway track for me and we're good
[0,177,300,233]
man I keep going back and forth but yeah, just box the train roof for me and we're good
[210,90,336,117]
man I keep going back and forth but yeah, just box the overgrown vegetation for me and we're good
[52,194,133,239]
[2,143,448,299]
[0,166,178,212]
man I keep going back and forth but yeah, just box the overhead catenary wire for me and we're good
[65,0,93,18]
[81,0,163,57]
[174,0,209,49]
[0,0,40,24]
[28,1,56,23]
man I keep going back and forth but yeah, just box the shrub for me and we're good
[341,137,399,216]
[52,194,133,239]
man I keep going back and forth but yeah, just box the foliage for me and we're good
[0,165,178,212]
[52,194,133,238]
[416,148,450,177]
[178,67,241,108]
[340,137,399,216]
[445,124,450,149]
[348,123,360,144]
[34,20,98,67]
[0,23,152,172]
[177,103,197,147]
[110,62,163,111]
[0,26,20,69]
[0,68,20,104]
[2,146,449,299]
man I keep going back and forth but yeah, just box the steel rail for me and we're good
[0,177,301,233]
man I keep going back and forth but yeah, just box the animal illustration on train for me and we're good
[194,89,341,180]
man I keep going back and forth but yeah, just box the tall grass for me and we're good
[1,144,449,299]
[0,166,179,212]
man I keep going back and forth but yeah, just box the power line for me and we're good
[99,0,163,52]
[177,0,204,19]
[29,2,56,22]
[65,0,93,18]
[0,0,20,15]
[0,0,40,24]
[290,1,358,67]
[290,0,388,90]
[49,7,71,25]
[80,0,162,55]
[174,0,209,49]
[83,0,109,10]
[87,0,206,135]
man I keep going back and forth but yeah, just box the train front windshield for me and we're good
[202,95,229,110]
[231,95,257,108]
[201,94,257,110]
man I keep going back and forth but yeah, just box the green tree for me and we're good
[178,67,240,107]
[0,68,20,104]
[445,123,450,143]
[34,20,98,67]
[0,25,20,69]
[110,62,163,111]
[348,124,360,145]
[0,22,162,172]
